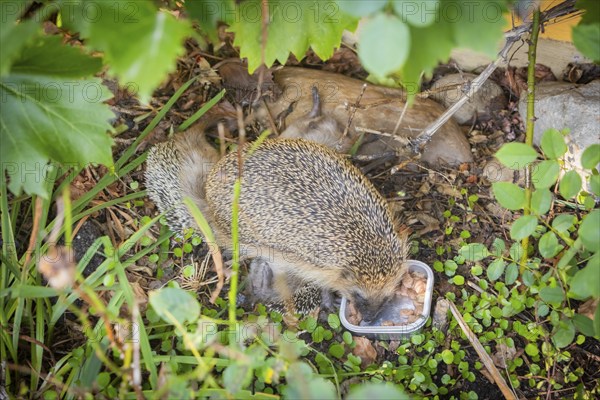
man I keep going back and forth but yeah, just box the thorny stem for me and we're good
[521,7,541,271]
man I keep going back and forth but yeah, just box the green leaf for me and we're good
[1,37,114,198]
[230,0,357,73]
[284,362,337,399]
[510,215,538,241]
[573,314,596,337]
[539,287,565,305]
[185,0,234,43]
[495,143,538,169]
[572,23,600,62]
[552,214,575,233]
[359,13,410,78]
[595,302,600,337]
[505,263,518,285]
[450,0,506,58]
[487,259,506,281]
[339,0,387,17]
[393,0,441,27]
[492,182,526,210]
[568,252,600,299]
[441,349,454,364]
[400,13,454,93]
[223,363,252,394]
[328,343,345,359]
[581,144,600,169]
[509,242,524,261]
[539,232,563,259]
[327,314,341,330]
[559,170,582,199]
[590,174,600,197]
[0,15,39,76]
[524,343,539,357]
[453,275,465,285]
[552,320,576,348]
[532,160,560,189]
[579,210,600,251]
[149,287,200,325]
[66,0,192,102]
[459,243,490,261]
[347,383,408,400]
[531,189,552,215]
[540,129,567,159]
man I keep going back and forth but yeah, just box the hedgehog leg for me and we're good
[247,257,323,314]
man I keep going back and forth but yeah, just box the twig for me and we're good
[448,300,518,400]
[355,127,410,146]
[411,0,579,152]
[343,83,367,138]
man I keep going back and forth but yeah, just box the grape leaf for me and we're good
[62,0,192,102]
[358,13,411,78]
[1,35,114,198]
[0,12,39,76]
[229,0,358,73]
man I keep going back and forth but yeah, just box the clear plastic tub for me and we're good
[339,260,434,340]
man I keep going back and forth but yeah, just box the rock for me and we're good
[430,73,507,125]
[518,80,600,189]
[266,68,473,167]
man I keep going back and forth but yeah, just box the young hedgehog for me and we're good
[145,91,409,322]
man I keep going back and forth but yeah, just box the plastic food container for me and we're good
[339,260,434,340]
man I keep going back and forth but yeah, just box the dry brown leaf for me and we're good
[352,336,377,368]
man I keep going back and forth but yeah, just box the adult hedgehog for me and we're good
[145,90,408,322]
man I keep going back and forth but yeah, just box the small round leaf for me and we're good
[579,210,600,251]
[510,215,538,240]
[539,232,563,259]
[552,214,575,233]
[540,128,567,159]
[559,170,582,199]
[487,259,506,281]
[532,160,560,189]
[495,143,538,169]
[581,144,600,170]
[531,189,552,215]
[358,14,410,78]
[492,182,526,210]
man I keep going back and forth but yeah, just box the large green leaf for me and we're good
[229,0,357,73]
[392,0,441,27]
[1,36,113,198]
[358,13,411,78]
[400,11,454,92]
[0,12,39,76]
[62,0,192,102]
[448,0,507,58]
[581,144,600,170]
[573,23,600,62]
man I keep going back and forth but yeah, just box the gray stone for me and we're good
[518,80,600,190]
[430,73,507,125]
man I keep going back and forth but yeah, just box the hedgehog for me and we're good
[145,91,409,322]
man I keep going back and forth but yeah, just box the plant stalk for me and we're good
[521,8,541,270]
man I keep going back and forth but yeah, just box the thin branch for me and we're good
[411,0,578,152]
